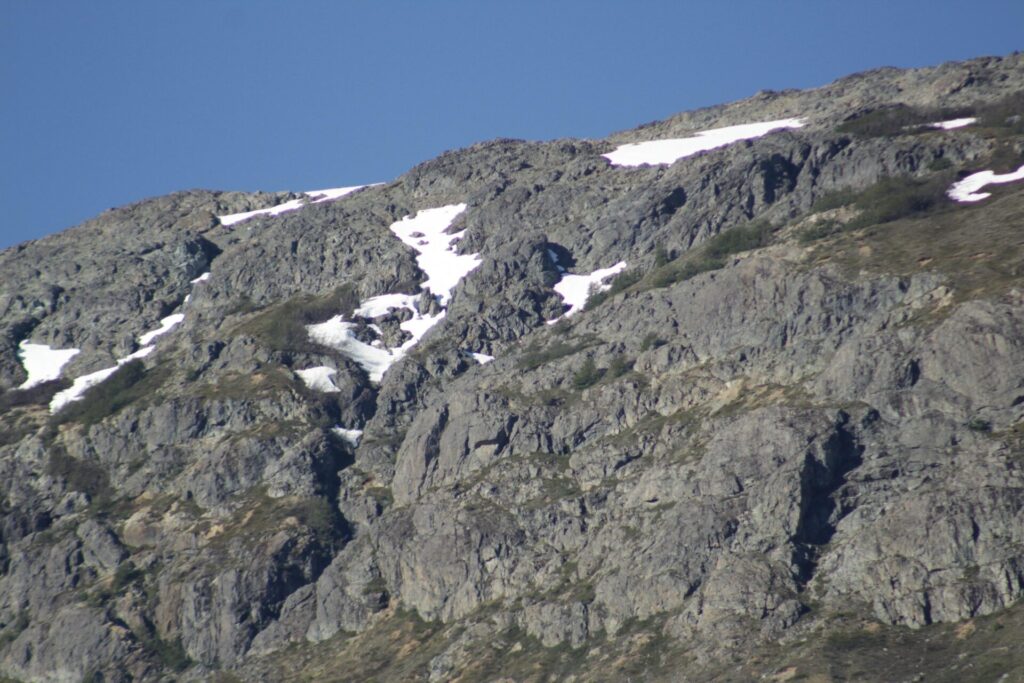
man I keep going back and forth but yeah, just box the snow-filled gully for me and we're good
[302,204,478,386]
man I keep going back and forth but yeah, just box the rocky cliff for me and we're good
[2,54,1024,682]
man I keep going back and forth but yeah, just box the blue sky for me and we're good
[2,1,1023,248]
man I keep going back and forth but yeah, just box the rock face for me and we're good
[1,54,1024,681]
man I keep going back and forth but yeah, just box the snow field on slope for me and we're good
[602,118,805,167]
[929,117,977,130]
[332,427,363,447]
[50,311,187,413]
[307,204,481,384]
[217,185,371,226]
[295,366,340,393]
[550,261,628,321]
[947,164,1024,202]
[388,204,478,306]
[17,342,81,389]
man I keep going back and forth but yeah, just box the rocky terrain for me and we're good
[1,54,1024,682]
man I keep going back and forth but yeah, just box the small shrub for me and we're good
[838,104,974,138]
[967,417,993,432]
[585,268,642,309]
[0,379,71,411]
[605,354,633,381]
[641,220,775,291]
[846,175,950,229]
[52,360,169,426]
[519,339,593,372]
[798,219,842,245]
[704,220,774,260]
[928,157,954,172]
[572,357,603,390]
[639,333,666,352]
[977,91,1024,135]
[46,451,110,499]
[237,285,359,352]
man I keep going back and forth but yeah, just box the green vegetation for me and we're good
[639,332,666,352]
[0,378,70,411]
[643,219,775,290]
[517,336,597,372]
[51,360,170,426]
[235,284,359,352]
[571,356,601,390]
[46,450,110,500]
[809,180,1024,307]
[837,103,974,138]
[584,267,643,309]
[967,417,993,433]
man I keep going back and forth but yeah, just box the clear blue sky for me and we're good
[2,1,1022,248]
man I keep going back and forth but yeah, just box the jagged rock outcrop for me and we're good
[1,54,1024,681]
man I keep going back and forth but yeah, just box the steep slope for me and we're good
[1,54,1023,682]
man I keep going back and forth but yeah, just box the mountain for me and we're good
[2,54,1024,682]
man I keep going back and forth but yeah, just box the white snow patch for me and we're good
[50,366,120,413]
[307,316,396,383]
[929,117,976,130]
[603,118,805,167]
[296,366,340,393]
[138,314,185,346]
[217,185,375,226]
[218,198,308,226]
[306,204,479,384]
[123,346,155,361]
[50,311,187,413]
[305,185,369,203]
[470,352,494,364]
[947,164,1024,203]
[190,272,210,284]
[332,427,363,447]
[389,204,480,305]
[17,342,80,389]
[550,262,627,320]
[355,293,419,319]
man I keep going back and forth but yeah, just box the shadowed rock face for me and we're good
[1,54,1024,682]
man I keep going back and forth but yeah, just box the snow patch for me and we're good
[929,117,976,130]
[50,367,120,413]
[295,366,340,393]
[307,204,478,384]
[470,352,494,364]
[389,204,480,305]
[947,164,1024,203]
[550,262,627,320]
[190,272,210,284]
[603,118,805,167]
[50,311,187,413]
[307,316,396,383]
[17,342,80,389]
[138,314,185,346]
[305,186,369,203]
[332,427,363,447]
[217,185,374,226]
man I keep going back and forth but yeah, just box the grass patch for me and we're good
[517,336,598,372]
[837,103,975,138]
[642,219,775,290]
[810,182,1024,305]
[235,284,359,353]
[585,268,643,310]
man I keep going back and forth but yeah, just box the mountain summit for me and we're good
[2,54,1024,681]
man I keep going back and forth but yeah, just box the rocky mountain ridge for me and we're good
[1,54,1024,681]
